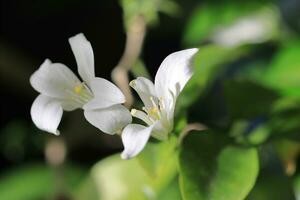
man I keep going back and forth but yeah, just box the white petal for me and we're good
[155,48,198,96]
[30,94,63,135]
[69,33,95,85]
[154,48,198,116]
[84,105,132,135]
[83,77,126,110]
[30,59,81,99]
[130,77,158,109]
[59,98,82,111]
[121,124,154,159]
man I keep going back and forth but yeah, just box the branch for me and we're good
[111,15,147,108]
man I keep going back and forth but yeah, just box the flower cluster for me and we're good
[30,33,198,159]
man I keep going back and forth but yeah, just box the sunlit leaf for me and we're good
[137,136,178,186]
[77,141,179,200]
[179,131,259,200]
[263,41,300,98]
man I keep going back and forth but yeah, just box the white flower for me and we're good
[121,48,198,159]
[30,33,132,135]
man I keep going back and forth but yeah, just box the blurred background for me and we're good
[1,0,300,199]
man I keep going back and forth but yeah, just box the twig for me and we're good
[178,123,207,144]
[111,15,147,108]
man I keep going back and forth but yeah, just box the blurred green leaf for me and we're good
[263,41,300,98]
[247,168,296,200]
[294,174,300,200]
[138,136,178,184]
[0,164,52,200]
[157,176,182,200]
[120,0,179,28]
[230,120,270,145]
[79,155,150,200]
[0,163,85,200]
[268,98,300,140]
[183,2,277,46]
[0,120,45,162]
[77,142,179,200]
[224,79,279,120]
[130,59,151,79]
[247,146,296,200]
[179,131,259,200]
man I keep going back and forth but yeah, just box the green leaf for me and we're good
[182,2,275,46]
[0,164,52,200]
[120,0,179,28]
[157,176,182,200]
[247,146,296,200]
[137,136,178,185]
[247,168,296,200]
[0,163,85,200]
[224,79,279,120]
[230,120,270,145]
[268,98,300,140]
[263,41,300,98]
[78,155,151,200]
[77,142,179,200]
[179,131,259,200]
[293,174,300,200]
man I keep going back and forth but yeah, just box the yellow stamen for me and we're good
[148,107,160,119]
[74,84,83,94]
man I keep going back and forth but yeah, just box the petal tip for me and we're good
[68,33,86,42]
[121,152,131,160]
[53,130,60,136]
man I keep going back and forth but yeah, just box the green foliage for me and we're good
[183,1,278,46]
[224,79,279,120]
[268,98,300,140]
[0,164,85,200]
[77,138,178,200]
[247,145,296,200]
[0,120,45,162]
[263,41,300,98]
[120,0,179,28]
[247,168,296,200]
[137,136,178,184]
[179,131,259,200]
[5,0,300,199]
[131,59,151,79]
[0,164,52,200]
[74,0,300,199]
